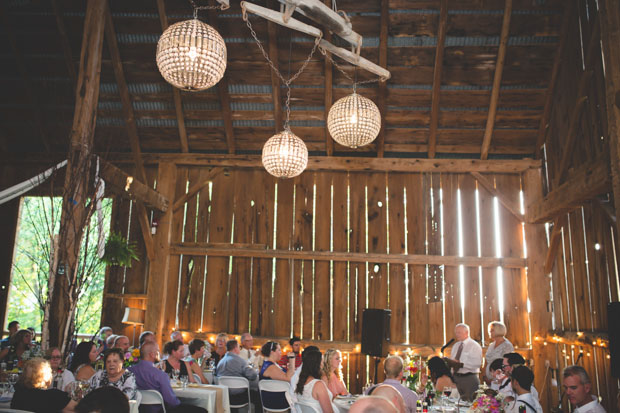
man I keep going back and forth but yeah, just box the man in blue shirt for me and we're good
[216,339,263,413]
[1,321,19,350]
[129,341,206,413]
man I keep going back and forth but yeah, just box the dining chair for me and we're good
[137,389,167,413]
[259,380,291,412]
[193,373,202,383]
[0,410,35,413]
[217,376,251,413]
[295,401,321,413]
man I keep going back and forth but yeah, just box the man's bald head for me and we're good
[141,341,159,361]
[371,385,406,413]
[349,396,399,413]
[384,356,404,379]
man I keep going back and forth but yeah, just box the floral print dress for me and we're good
[89,369,138,400]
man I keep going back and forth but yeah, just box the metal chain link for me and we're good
[320,46,387,92]
[243,12,322,130]
[189,0,226,18]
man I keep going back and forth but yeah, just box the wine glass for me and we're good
[428,389,436,406]
[179,375,188,389]
[7,374,18,392]
[442,386,453,405]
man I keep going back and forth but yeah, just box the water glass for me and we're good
[180,375,188,389]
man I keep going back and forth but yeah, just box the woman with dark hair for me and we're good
[0,329,33,364]
[259,341,295,410]
[89,348,137,400]
[188,339,209,383]
[68,341,98,381]
[11,358,78,412]
[427,356,459,396]
[295,351,336,413]
[161,340,197,383]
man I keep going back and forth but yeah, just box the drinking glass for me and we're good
[7,374,18,392]
[180,375,188,389]
[442,386,453,405]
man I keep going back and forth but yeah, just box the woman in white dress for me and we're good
[295,350,338,413]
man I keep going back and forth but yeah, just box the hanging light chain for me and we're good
[243,11,322,129]
[189,0,226,18]
[320,47,387,91]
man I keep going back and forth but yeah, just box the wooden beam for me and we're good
[471,172,524,221]
[428,0,447,159]
[0,5,51,152]
[136,202,155,261]
[543,215,567,274]
[376,0,389,158]
[480,0,512,160]
[241,2,322,38]
[534,2,573,159]
[318,40,391,80]
[267,0,283,133]
[323,24,334,156]
[539,330,609,348]
[527,160,611,223]
[99,160,169,212]
[172,242,527,268]
[208,7,235,154]
[172,167,224,212]
[51,0,77,90]
[103,293,148,300]
[156,0,189,153]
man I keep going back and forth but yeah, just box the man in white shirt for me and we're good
[563,365,606,413]
[238,333,258,366]
[444,323,482,401]
[501,352,539,401]
[504,366,543,413]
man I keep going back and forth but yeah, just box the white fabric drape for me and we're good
[0,160,67,205]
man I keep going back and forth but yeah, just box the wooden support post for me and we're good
[480,0,512,160]
[0,167,20,336]
[598,0,620,244]
[376,0,389,158]
[543,216,567,274]
[523,167,553,413]
[145,162,177,345]
[428,0,447,159]
[156,0,189,153]
[323,0,334,156]
[48,0,106,350]
[527,160,611,223]
[470,171,524,222]
[535,2,573,159]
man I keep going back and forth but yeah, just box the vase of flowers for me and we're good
[403,354,434,395]
[469,383,506,413]
[123,348,140,368]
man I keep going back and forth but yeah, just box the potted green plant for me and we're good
[101,232,139,267]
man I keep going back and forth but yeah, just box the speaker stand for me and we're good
[373,356,381,384]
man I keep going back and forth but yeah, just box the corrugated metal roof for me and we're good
[231,102,273,111]
[183,102,221,110]
[229,84,272,94]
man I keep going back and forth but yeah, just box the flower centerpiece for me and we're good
[124,348,140,368]
[469,382,506,413]
[403,353,434,395]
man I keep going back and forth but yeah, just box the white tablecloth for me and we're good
[0,395,138,413]
[173,383,230,413]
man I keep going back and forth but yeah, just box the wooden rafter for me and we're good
[480,0,512,160]
[0,5,50,152]
[51,0,77,90]
[427,0,447,159]
[470,172,524,221]
[534,2,573,159]
[323,0,334,156]
[543,215,567,274]
[376,0,389,158]
[156,0,189,153]
[267,0,282,133]
[104,4,157,259]
[553,93,590,186]
[172,167,224,212]
[527,159,611,223]
[172,242,527,268]
[208,7,235,154]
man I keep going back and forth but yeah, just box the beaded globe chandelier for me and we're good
[156,4,227,91]
[262,130,309,178]
[327,91,381,148]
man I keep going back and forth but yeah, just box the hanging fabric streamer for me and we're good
[0,160,68,206]
[94,156,107,258]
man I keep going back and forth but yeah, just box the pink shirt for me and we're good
[324,372,348,397]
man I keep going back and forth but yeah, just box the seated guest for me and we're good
[260,341,295,410]
[372,385,406,413]
[349,395,399,413]
[76,386,129,413]
[170,331,190,359]
[278,336,302,370]
[0,328,33,364]
[113,335,130,353]
[89,348,137,401]
[562,365,605,413]
[1,320,20,350]
[216,339,262,412]
[504,366,542,413]
[95,327,113,352]
[106,335,118,351]
[290,345,320,400]
[365,356,418,413]
[502,352,539,401]
[46,347,75,392]
[187,339,209,384]
[139,331,156,347]
[427,356,459,397]
[68,341,98,381]
[239,333,259,366]
[129,341,206,413]
[161,340,197,383]
[294,350,337,413]
[210,333,228,366]
[10,357,77,412]
[321,349,348,397]
[488,358,508,392]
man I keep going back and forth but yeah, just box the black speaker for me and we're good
[361,308,391,357]
[609,302,620,378]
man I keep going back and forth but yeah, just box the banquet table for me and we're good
[173,383,230,413]
[0,395,139,413]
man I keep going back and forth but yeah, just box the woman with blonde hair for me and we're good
[11,358,77,412]
[321,349,348,397]
[210,332,228,366]
[484,321,514,382]
[0,328,32,364]
[45,347,75,392]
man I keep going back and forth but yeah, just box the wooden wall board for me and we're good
[349,174,368,341]
[366,172,388,310]
[428,173,445,345]
[314,172,331,341]
[582,205,604,330]
[191,167,212,332]
[332,172,349,342]
[388,173,406,344]
[441,174,461,336]
[568,211,590,331]
[273,178,295,338]
[555,226,572,330]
